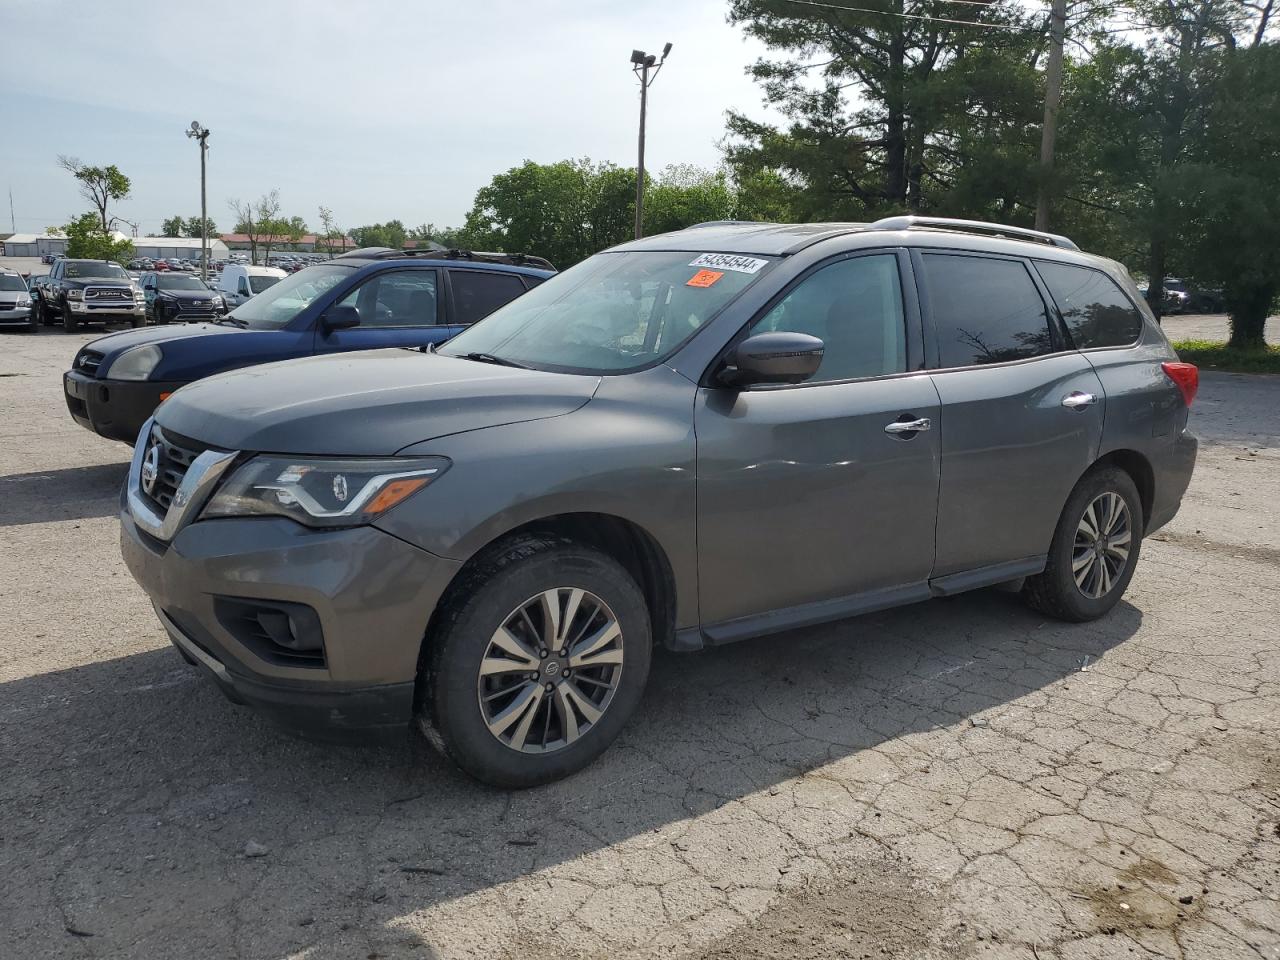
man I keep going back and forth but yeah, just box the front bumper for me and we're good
[64,370,185,443]
[0,306,32,324]
[70,300,145,321]
[153,300,226,323]
[119,494,462,742]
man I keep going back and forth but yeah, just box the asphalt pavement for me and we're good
[0,327,1277,960]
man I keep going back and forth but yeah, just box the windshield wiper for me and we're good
[215,316,248,328]
[456,351,529,369]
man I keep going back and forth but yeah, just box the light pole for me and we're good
[186,121,210,281]
[631,42,672,240]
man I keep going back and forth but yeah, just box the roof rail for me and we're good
[335,246,556,270]
[683,220,764,229]
[868,216,1079,251]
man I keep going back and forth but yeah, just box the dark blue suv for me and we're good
[64,248,554,443]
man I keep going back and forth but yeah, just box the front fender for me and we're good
[376,365,700,629]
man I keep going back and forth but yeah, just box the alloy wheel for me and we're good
[1072,492,1132,599]
[476,587,625,754]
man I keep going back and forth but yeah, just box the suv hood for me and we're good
[155,350,601,455]
[81,322,243,362]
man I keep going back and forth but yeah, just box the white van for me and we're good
[217,264,287,307]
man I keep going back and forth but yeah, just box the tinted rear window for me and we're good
[1036,261,1143,349]
[450,270,528,326]
[922,254,1054,367]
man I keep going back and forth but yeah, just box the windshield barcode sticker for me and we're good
[688,253,769,275]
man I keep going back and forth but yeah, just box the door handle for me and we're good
[884,417,931,436]
[1061,391,1097,410]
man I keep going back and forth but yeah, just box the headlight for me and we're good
[201,456,450,528]
[16,295,31,307]
[67,289,83,300]
[134,289,145,302]
[104,344,162,381]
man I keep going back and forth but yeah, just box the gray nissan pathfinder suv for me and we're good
[119,217,1199,787]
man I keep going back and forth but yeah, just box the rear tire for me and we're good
[423,536,651,788]
[1023,465,1143,622]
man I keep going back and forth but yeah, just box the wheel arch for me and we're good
[1088,448,1154,529]
[414,511,678,709]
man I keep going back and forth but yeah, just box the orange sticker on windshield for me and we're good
[687,269,724,288]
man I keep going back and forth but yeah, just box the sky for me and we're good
[0,0,779,238]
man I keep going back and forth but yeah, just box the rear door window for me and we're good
[450,270,528,326]
[1035,261,1143,349]
[922,254,1055,367]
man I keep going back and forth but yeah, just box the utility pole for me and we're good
[186,121,211,280]
[1035,0,1067,232]
[631,42,672,240]
[8,187,13,233]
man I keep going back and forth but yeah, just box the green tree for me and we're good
[284,216,307,250]
[185,216,217,239]
[731,168,802,222]
[349,220,408,249]
[318,206,347,256]
[160,215,186,237]
[458,158,634,267]
[57,156,131,232]
[723,0,1045,218]
[62,212,134,263]
[642,165,736,235]
[229,189,281,264]
[1178,42,1280,348]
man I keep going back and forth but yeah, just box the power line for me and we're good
[776,0,1045,31]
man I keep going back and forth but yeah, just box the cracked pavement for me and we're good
[1,326,1277,959]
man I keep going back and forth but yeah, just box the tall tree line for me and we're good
[721,0,1278,346]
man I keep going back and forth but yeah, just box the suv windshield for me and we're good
[229,264,354,329]
[0,275,27,291]
[63,261,129,281]
[440,250,777,373]
[156,275,208,291]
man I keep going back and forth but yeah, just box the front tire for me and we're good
[1023,466,1143,622]
[424,537,652,788]
[61,299,78,332]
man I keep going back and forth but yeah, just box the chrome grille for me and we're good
[141,426,209,512]
[84,285,132,301]
[75,349,105,375]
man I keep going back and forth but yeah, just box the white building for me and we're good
[0,233,70,257]
[0,232,229,262]
[132,236,230,261]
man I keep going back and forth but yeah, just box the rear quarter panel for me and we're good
[1080,327,1195,532]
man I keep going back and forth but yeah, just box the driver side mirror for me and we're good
[718,332,824,388]
[321,303,360,332]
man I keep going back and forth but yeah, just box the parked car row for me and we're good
[86,220,1199,788]
[64,248,552,442]
[0,269,36,330]
[129,257,203,273]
